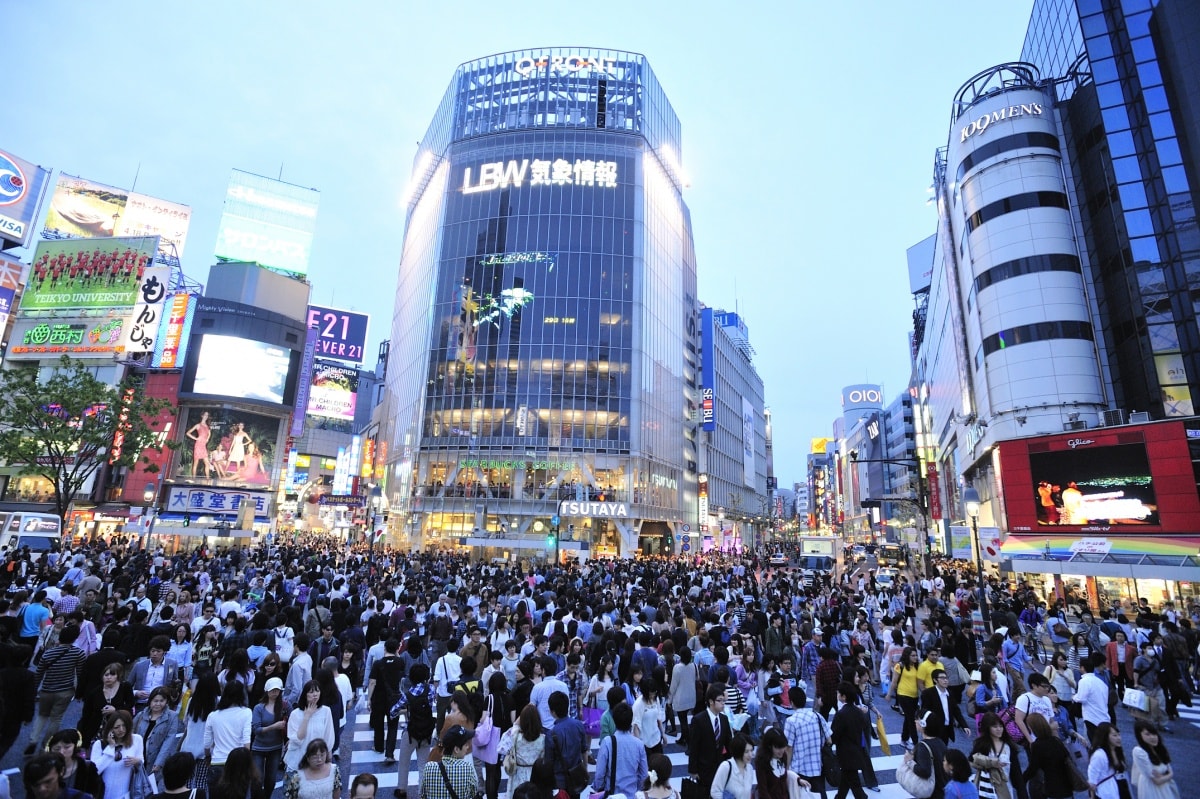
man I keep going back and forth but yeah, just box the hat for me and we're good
[812,628,823,637]
[441,725,472,751]
[264,677,284,693]
[969,670,982,682]
[994,626,1009,637]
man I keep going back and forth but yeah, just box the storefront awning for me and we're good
[1004,552,1200,581]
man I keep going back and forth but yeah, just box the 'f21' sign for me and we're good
[306,304,370,364]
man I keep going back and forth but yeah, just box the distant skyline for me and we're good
[4,1,1035,483]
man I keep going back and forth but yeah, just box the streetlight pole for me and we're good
[963,484,990,633]
[143,479,161,552]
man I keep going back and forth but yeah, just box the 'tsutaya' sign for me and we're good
[960,102,1044,142]
[462,159,618,194]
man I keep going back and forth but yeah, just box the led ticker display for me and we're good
[214,170,319,276]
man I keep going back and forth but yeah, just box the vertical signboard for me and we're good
[124,265,170,353]
[700,308,716,431]
[0,147,51,248]
[214,170,319,276]
[290,326,320,436]
[927,464,942,520]
[741,397,756,487]
[154,293,195,368]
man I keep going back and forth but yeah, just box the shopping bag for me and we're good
[583,704,603,737]
[895,744,935,799]
[1123,688,1150,712]
[874,714,891,755]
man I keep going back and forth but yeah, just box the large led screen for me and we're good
[214,170,319,276]
[175,405,283,488]
[306,361,358,423]
[189,334,296,405]
[1028,442,1159,526]
[24,236,159,311]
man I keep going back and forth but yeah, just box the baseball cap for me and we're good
[264,677,284,693]
[441,725,472,751]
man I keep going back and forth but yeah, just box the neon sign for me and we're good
[462,159,618,194]
[514,55,617,78]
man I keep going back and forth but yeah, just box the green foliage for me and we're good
[0,356,175,520]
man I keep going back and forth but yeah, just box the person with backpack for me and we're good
[394,663,437,799]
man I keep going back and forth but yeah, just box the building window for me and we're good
[981,320,1094,356]
[975,253,1082,292]
[966,191,1069,233]
[956,131,1060,182]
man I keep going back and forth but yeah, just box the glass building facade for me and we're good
[381,49,699,558]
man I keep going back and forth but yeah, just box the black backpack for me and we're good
[404,684,436,743]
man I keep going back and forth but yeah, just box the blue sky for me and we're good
[5,1,1034,484]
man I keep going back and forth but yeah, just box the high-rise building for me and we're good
[380,49,699,559]
[911,0,1200,597]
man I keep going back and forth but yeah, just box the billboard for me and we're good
[306,304,370,364]
[152,292,196,368]
[174,405,284,488]
[741,396,756,487]
[24,236,159,311]
[998,421,1200,533]
[7,313,129,359]
[214,170,319,276]
[185,333,298,405]
[0,147,52,248]
[42,173,191,258]
[700,308,716,431]
[123,265,171,354]
[306,360,359,424]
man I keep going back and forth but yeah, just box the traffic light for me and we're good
[183,513,191,527]
[547,530,557,548]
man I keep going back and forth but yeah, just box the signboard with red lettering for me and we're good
[927,464,942,520]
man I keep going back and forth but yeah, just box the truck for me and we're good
[795,535,841,585]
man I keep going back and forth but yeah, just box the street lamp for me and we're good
[143,480,160,549]
[963,484,990,632]
[368,484,384,554]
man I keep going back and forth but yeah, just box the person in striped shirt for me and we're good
[27,624,87,753]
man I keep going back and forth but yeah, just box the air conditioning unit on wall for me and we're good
[1102,409,1126,426]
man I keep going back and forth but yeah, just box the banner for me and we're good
[306,360,358,423]
[124,266,171,353]
[23,236,160,311]
[949,525,974,560]
[7,313,129,359]
[43,173,191,258]
[0,147,52,248]
[164,486,271,519]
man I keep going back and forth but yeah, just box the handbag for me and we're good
[474,697,500,762]
[583,702,603,737]
[874,714,891,756]
[681,777,704,799]
[997,706,1025,744]
[895,742,936,799]
[820,726,840,789]
[1123,687,1150,712]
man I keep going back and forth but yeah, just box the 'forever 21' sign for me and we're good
[306,304,370,365]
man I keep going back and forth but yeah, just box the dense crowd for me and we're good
[0,539,1193,799]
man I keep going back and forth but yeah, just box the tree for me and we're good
[0,356,175,521]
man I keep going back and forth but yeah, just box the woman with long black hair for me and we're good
[886,646,922,750]
[1130,720,1179,799]
[1087,722,1130,799]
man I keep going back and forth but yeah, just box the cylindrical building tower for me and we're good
[380,48,699,559]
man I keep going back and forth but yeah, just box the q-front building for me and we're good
[380,48,700,559]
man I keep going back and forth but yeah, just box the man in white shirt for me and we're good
[530,656,570,729]
[432,647,462,731]
[1014,674,1055,742]
[1074,653,1111,739]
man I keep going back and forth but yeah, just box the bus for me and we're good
[0,511,63,560]
[877,543,906,568]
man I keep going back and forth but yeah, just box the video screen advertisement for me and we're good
[998,421,1200,533]
[214,170,319,277]
[181,333,301,407]
[306,360,358,428]
[42,173,192,259]
[22,236,159,312]
[174,405,284,488]
[0,147,52,249]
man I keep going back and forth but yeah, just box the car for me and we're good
[875,572,896,589]
[852,546,867,562]
[768,552,788,567]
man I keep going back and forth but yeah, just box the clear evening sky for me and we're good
[4,1,1034,484]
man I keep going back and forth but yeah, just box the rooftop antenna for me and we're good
[279,163,284,180]
[130,162,142,192]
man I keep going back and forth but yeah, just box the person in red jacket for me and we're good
[1105,630,1136,701]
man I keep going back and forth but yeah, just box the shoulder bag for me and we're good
[588,733,617,799]
[437,762,462,799]
[895,742,936,799]
[820,719,840,789]
[719,759,738,799]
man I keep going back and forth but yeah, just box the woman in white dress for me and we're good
[506,706,545,799]
[1130,721,1180,799]
[91,711,144,799]
[632,679,665,754]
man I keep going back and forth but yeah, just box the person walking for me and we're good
[1130,721,1179,799]
[27,624,87,753]
[368,638,406,763]
[783,686,832,799]
[688,685,733,798]
[830,682,871,799]
[590,701,648,799]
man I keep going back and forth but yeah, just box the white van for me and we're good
[0,512,63,558]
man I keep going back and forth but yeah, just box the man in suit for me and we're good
[126,635,180,712]
[688,684,732,796]
[919,668,971,745]
[830,681,871,799]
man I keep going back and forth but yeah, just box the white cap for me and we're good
[264,677,284,692]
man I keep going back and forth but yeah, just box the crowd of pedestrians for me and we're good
[0,538,1192,799]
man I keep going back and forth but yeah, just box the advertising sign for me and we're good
[175,405,284,488]
[7,314,128,359]
[949,525,974,559]
[841,384,884,418]
[307,361,358,422]
[124,265,171,354]
[24,236,159,311]
[290,326,319,436]
[306,304,369,364]
[741,396,756,487]
[0,147,51,248]
[153,293,195,368]
[700,308,716,431]
[927,464,942,520]
[214,170,319,276]
[997,422,1200,533]
[164,486,270,518]
[43,173,191,258]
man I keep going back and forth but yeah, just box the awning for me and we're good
[1004,552,1200,581]
[1000,533,1200,580]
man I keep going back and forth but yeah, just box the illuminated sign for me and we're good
[43,173,191,258]
[459,458,573,471]
[701,387,714,426]
[0,147,51,248]
[214,170,319,276]
[166,486,270,517]
[558,500,629,518]
[11,317,126,356]
[23,236,160,311]
[462,159,618,194]
[361,439,375,478]
[124,266,170,354]
[156,293,193,368]
[306,361,358,423]
[514,54,617,77]
[306,304,369,364]
[959,102,1044,142]
[480,252,555,267]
